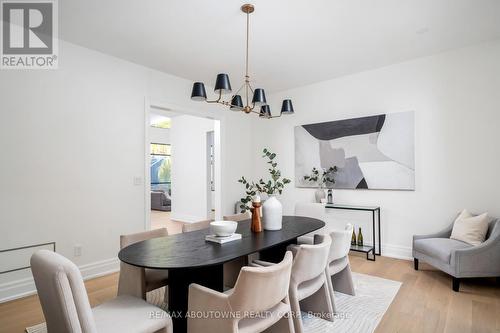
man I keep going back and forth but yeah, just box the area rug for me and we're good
[26,272,400,333]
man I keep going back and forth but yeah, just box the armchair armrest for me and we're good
[413,222,454,241]
[451,223,500,276]
[187,283,233,332]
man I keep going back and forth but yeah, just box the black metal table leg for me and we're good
[168,264,224,333]
[377,208,381,256]
[372,210,376,258]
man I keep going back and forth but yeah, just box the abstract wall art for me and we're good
[295,111,415,190]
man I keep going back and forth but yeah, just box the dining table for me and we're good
[118,215,325,333]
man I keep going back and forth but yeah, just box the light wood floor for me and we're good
[150,210,184,233]
[1,255,499,333]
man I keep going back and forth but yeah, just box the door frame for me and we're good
[143,97,224,230]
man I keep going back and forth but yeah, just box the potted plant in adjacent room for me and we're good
[238,148,291,230]
[303,166,337,203]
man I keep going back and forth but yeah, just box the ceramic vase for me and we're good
[262,195,283,230]
[315,188,326,203]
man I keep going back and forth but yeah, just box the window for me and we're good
[150,143,171,194]
[150,115,171,129]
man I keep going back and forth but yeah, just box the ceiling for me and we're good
[61,0,500,93]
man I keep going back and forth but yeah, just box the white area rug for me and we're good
[26,272,400,333]
[302,272,401,333]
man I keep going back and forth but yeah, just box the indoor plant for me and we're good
[303,166,337,203]
[238,148,291,230]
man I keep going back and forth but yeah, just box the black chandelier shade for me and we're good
[281,99,294,114]
[252,88,267,107]
[191,82,207,101]
[259,105,271,118]
[214,73,232,94]
[230,95,243,111]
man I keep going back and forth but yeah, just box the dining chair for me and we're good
[322,223,356,311]
[182,219,212,233]
[187,251,294,333]
[253,234,334,332]
[223,211,251,222]
[223,211,256,287]
[31,250,172,333]
[118,228,170,300]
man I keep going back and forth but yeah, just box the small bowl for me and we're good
[210,221,238,237]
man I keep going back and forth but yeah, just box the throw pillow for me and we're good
[450,210,490,246]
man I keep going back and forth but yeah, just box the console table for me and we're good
[325,203,381,261]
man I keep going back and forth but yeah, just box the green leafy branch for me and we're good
[238,148,291,212]
[303,166,338,189]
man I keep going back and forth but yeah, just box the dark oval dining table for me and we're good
[118,216,324,333]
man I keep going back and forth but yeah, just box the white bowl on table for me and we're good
[210,221,238,237]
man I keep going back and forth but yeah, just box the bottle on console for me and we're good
[357,227,364,246]
[351,227,357,246]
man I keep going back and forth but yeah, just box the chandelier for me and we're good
[190,4,294,119]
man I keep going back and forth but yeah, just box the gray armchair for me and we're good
[151,191,171,211]
[413,217,500,291]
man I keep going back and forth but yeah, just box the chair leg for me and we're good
[331,264,356,296]
[452,277,460,292]
[414,258,419,271]
[325,270,337,313]
[289,288,304,333]
[299,281,334,322]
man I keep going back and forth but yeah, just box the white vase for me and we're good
[315,188,326,203]
[262,195,283,230]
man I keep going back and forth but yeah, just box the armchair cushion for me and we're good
[450,211,490,246]
[413,238,471,264]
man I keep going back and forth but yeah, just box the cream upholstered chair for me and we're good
[323,223,356,311]
[223,211,251,222]
[182,219,212,233]
[31,250,172,333]
[188,251,294,333]
[223,211,254,287]
[254,235,334,333]
[118,228,170,299]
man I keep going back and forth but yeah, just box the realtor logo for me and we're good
[1,0,58,69]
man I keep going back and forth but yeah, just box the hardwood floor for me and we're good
[350,255,500,333]
[150,210,184,233]
[1,255,499,333]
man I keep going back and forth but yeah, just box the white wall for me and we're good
[170,115,214,222]
[252,40,500,259]
[0,41,254,301]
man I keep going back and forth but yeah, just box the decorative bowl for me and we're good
[210,221,238,237]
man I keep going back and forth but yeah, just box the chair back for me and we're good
[229,251,293,314]
[120,228,168,249]
[223,211,251,222]
[486,218,499,239]
[326,223,353,262]
[292,234,332,284]
[31,250,97,333]
[182,220,211,233]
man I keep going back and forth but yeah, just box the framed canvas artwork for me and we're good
[295,111,415,190]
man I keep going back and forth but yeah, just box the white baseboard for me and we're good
[381,243,413,261]
[0,257,120,303]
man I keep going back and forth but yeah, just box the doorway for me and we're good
[144,102,222,232]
